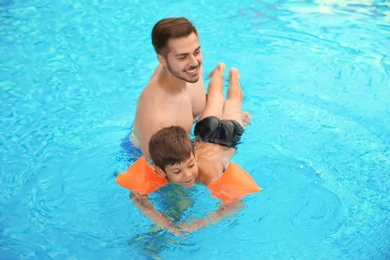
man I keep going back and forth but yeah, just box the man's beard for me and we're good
[167,61,201,83]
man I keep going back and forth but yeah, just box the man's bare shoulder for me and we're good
[134,81,175,127]
[136,84,171,114]
[136,77,166,110]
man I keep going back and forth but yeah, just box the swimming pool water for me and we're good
[1,0,389,259]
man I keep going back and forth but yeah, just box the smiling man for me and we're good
[130,17,210,159]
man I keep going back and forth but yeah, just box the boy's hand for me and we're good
[129,191,148,201]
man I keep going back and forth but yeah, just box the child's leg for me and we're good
[198,63,226,121]
[226,68,242,103]
[222,68,251,127]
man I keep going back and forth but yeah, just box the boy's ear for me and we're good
[153,165,166,178]
[157,54,167,67]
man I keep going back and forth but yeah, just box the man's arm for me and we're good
[137,115,171,159]
[139,117,173,159]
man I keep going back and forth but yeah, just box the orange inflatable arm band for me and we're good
[115,156,168,194]
[207,162,260,203]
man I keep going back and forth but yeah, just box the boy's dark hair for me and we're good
[149,126,194,171]
[151,17,198,56]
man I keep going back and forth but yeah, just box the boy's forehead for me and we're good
[166,154,196,168]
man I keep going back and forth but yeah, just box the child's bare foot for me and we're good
[228,68,240,83]
[241,111,251,128]
[207,62,226,78]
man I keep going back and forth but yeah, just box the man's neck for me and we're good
[159,67,187,93]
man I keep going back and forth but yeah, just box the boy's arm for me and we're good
[179,201,244,232]
[130,192,181,235]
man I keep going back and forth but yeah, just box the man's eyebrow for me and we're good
[175,46,201,57]
[175,53,187,57]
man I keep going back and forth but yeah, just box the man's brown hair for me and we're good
[149,126,194,171]
[151,17,198,56]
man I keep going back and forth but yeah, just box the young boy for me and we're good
[131,63,252,234]
[149,63,250,188]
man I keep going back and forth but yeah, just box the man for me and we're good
[130,17,208,159]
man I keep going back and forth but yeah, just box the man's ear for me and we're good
[153,165,166,178]
[157,54,167,67]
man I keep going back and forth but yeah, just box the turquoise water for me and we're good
[1,0,389,259]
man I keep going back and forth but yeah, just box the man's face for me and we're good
[164,153,198,188]
[163,32,202,83]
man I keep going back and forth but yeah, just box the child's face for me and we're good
[164,153,198,188]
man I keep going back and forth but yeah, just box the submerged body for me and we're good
[194,141,236,185]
